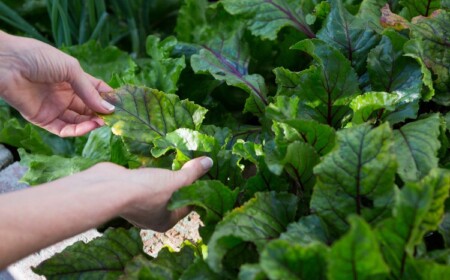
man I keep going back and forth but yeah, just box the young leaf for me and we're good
[376,168,450,279]
[328,216,389,280]
[175,0,208,43]
[277,39,360,127]
[168,180,239,225]
[260,240,328,280]
[33,228,144,279]
[207,191,297,273]
[317,0,380,72]
[310,123,396,234]
[100,85,207,155]
[221,0,316,39]
[393,114,441,182]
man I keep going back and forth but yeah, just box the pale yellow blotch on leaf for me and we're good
[111,120,125,136]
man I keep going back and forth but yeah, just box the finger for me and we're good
[68,67,115,114]
[59,110,93,124]
[68,95,94,115]
[85,73,113,93]
[43,118,100,137]
[172,157,213,188]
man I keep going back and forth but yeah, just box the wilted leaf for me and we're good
[380,4,409,30]
[310,123,396,234]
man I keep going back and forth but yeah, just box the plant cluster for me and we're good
[1,0,450,279]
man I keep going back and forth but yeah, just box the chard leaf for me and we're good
[81,126,113,162]
[62,41,136,83]
[175,0,208,43]
[310,123,396,234]
[279,215,331,246]
[277,39,360,128]
[221,0,315,39]
[19,149,98,185]
[168,180,239,225]
[367,29,422,96]
[393,114,441,182]
[260,240,328,280]
[376,169,450,279]
[100,85,207,155]
[33,228,144,279]
[238,264,266,280]
[350,92,399,124]
[328,216,389,280]
[191,26,268,116]
[405,10,450,102]
[403,259,450,279]
[207,192,297,273]
[400,0,441,17]
[180,258,223,280]
[317,0,380,72]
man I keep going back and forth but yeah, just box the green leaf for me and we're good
[328,216,389,280]
[280,39,360,127]
[0,118,74,156]
[221,0,315,39]
[34,227,144,279]
[81,126,112,162]
[404,10,450,98]
[260,240,328,280]
[191,25,268,116]
[207,192,297,273]
[180,258,224,280]
[310,123,396,234]
[376,169,450,279]
[317,0,380,72]
[100,85,207,155]
[400,0,441,17]
[279,215,331,246]
[62,41,136,83]
[168,180,239,225]
[19,149,98,185]
[393,114,441,182]
[367,29,422,96]
[238,264,267,280]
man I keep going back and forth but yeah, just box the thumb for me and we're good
[69,68,115,114]
[172,156,213,188]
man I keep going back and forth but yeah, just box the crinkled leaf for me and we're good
[279,215,331,246]
[317,0,380,72]
[207,192,297,273]
[121,255,171,280]
[277,39,360,127]
[168,180,239,225]
[180,258,223,280]
[400,0,441,18]
[100,85,207,155]
[393,114,441,182]
[81,126,112,162]
[310,123,396,234]
[221,0,315,39]
[33,228,143,279]
[328,216,389,280]
[175,0,208,43]
[376,169,450,279]
[402,258,450,279]
[19,149,98,185]
[357,0,387,31]
[405,10,450,97]
[380,4,410,30]
[261,240,328,280]
[62,41,136,83]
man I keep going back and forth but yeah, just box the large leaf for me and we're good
[276,39,360,127]
[328,216,389,280]
[279,215,331,246]
[393,114,441,182]
[376,169,450,279]
[168,180,239,225]
[207,191,297,273]
[400,0,441,17]
[310,123,396,234]
[33,228,144,279]
[19,149,99,185]
[221,0,316,39]
[260,240,328,280]
[100,85,207,155]
[317,0,380,72]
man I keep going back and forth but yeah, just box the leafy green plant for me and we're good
[2,0,450,279]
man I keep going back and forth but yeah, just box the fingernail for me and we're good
[101,100,115,111]
[200,157,213,170]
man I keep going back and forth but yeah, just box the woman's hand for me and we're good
[0,31,114,137]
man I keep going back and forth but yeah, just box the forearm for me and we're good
[0,163,135,269]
